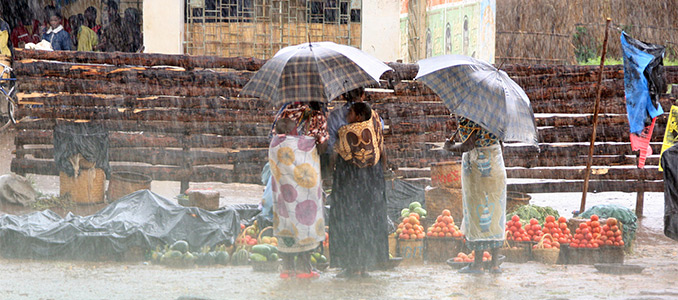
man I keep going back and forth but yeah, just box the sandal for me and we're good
[458,265,484,274]
[296,271,320,279]
[280,271,294,279]
[489,266,503,274]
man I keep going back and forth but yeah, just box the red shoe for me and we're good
[296,271,319,279]
[280,271,293,279]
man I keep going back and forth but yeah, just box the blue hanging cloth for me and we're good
[621,32,666,134]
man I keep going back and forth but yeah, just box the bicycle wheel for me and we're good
[7,93,16,124]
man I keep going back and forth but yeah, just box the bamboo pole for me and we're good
[581,18,612,213]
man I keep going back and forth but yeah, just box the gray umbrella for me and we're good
[240,42,392,106]
[416,55,538,146]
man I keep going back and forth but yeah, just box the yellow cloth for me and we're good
[0,30,10,56]
[335,110,383,168]
[77,25,98,52]
[660,105,678,171]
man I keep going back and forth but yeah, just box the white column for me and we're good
[143,0,184,54]
[361,0,401,61]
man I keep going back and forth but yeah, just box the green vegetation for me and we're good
[579,56,678,66]
[30,193,75,210]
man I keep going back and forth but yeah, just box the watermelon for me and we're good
[170,240,189,254]
[232,248,249,265]
[215,251,230,265]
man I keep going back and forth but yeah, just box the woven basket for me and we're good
[502,231,530,263]
[235,225,257,251]
[532,234,559,264]
[59,168,106,204]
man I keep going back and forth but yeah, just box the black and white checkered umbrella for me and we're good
[240,42,392,106]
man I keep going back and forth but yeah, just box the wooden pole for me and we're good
[580,18,612,213]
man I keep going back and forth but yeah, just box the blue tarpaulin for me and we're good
[621,32,665,134]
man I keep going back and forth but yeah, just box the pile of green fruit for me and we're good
[149,240,231,268]
[400,201,427,219]
[310,251,328,266]
[249,244,279,262]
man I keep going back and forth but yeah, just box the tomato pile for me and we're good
[396,213,425,240]
[426,209,463,238]
[523,218,543,242]
[571,214,602,248]
[532,233,559,249]
[505,215,530,241]
[541,215,572,246]
[600,217,624,247]
[452,251,492,263]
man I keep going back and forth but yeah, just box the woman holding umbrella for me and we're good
[444,117,505,274]
[415,54,539,274]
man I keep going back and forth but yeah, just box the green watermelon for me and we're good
[232,248,249,265]
[215,251,230,265]
[170,240,190,254]
[250,253,267,262]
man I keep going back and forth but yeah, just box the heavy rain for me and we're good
[0,0,677,299]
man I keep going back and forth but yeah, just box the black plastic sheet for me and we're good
[53,122,111,177]
[661,144,678,241]
[385,179,426,223]
[0,190,240,260]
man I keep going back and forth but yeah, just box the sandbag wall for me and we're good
[10,49,678,194]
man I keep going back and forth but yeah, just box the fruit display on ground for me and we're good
[601,217,625,247]
[505,215,530,242]
[426,209,463,238]
[249,244,279,262]
[149,241,232,268]
[400,201,427,219]
[523,218,543,242]
[570,214,602,248]
[396,212,425,240]
[452,251,491,263]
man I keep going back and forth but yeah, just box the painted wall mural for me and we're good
[400,0,495,63]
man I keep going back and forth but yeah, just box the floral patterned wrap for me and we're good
[269,134,325,253]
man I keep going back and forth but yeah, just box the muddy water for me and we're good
[1,129,678,299]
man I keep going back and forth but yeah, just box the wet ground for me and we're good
[1,129,678,299]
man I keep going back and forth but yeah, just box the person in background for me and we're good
[123,8,142,52]
[11,8,41,48]
[42,8,72,51]
[84,6,101,35]
[97,1,127,52]
[329,98,389,278]
[69,14,98,52]
[444,116,506,274]
[0,5,13,58]
[269,102,328,279]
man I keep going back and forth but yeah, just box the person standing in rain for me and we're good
[69,14,98,52]
[444,117,506,273]
[0,5,13,59]
[123,8,142,52]
[42,8,72,51]
[328,90,389,278]
[84,6,102,35]
[11,8,41,48]
[97,1,127,52]
[268,102,328,279]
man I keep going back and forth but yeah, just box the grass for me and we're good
[580,56,678,66]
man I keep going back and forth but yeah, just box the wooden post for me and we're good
[636,153,645,217]
[580,18,611,213]
[407,0,427,62]
[180,130,191,194]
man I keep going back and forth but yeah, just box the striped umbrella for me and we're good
[240,42,392,106]
[415,55,538,146]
